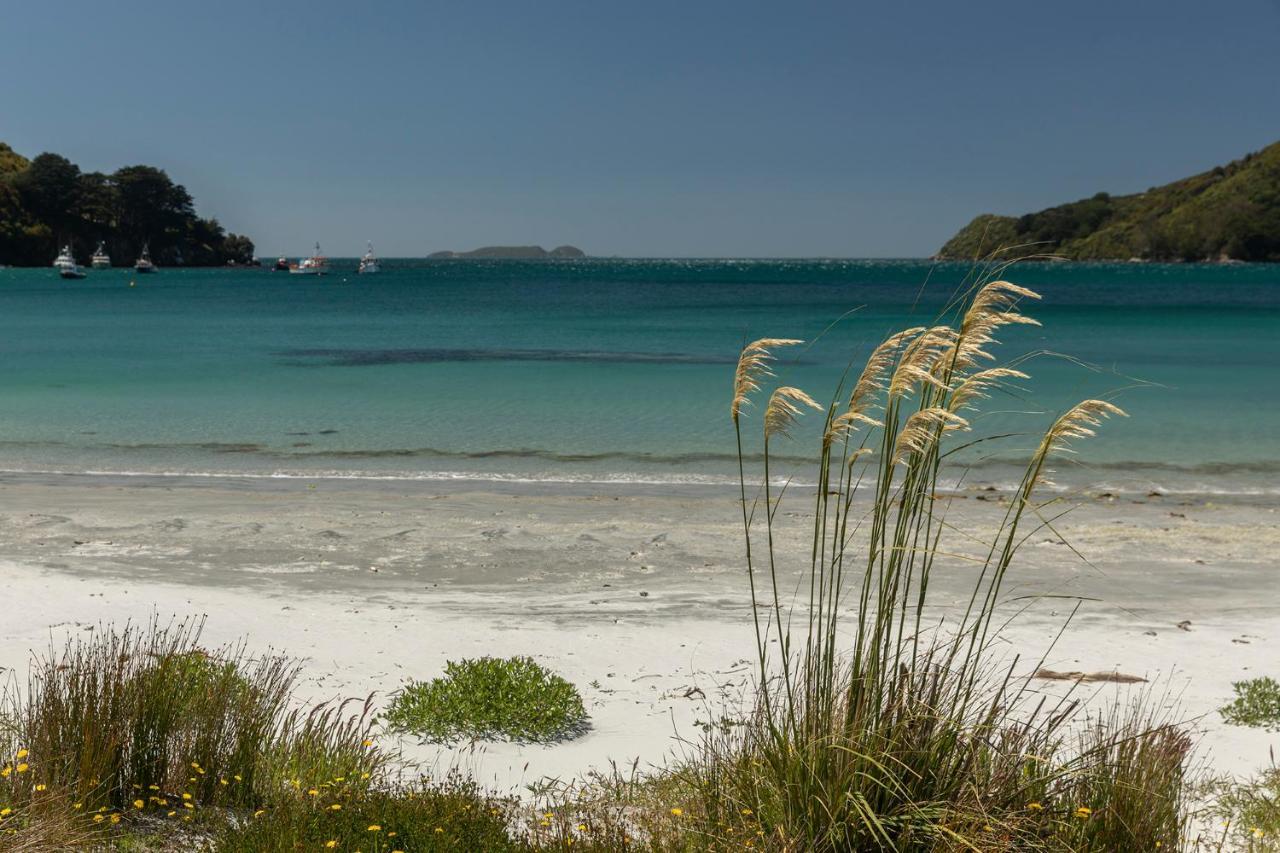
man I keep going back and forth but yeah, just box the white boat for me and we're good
[357,242,380,274]
[134,244,157,274]
[289,243,330,275]
[53,245,76,271]
[91,242,111,269]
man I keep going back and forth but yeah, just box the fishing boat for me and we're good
[273,257,290,272]
[288,243,329,275]
[134,244,157,274]
[91,242,111,269]
[357,241,380,274]
[53,245,76,271]
[57,246,87,280]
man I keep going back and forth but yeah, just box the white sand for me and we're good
[1,473,1277,792]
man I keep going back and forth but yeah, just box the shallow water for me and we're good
[1,258,1276,496]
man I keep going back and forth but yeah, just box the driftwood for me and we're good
[1033,668,1147,684]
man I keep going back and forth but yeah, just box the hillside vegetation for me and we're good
[0,141,254,267]
[938,141,1280,262]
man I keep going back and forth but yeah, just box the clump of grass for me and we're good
[0,618,384,848]
[1221,677,1280,731]
[385,656,588,744]
[216,770,525,852]
[1204,763,1280,851]
[680,266,1194,850]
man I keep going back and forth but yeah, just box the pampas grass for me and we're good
[701,270,1189,851]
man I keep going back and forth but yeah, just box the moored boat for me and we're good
[289,243,329,275]
[273,257,290,271]
[53,245,76,271]
[357,242,380,274]
[134,244,157,274]
[91,242,111,269]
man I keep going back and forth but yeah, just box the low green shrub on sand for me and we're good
[385,656,588,745]
[1221,677,1280,731]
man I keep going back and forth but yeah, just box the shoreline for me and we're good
[2,471,1278,791]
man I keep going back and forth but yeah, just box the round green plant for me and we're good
[384,656,588,744]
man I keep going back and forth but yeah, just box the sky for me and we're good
[2,0,1278,257]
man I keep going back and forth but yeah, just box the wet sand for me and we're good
[1,472,1277,789]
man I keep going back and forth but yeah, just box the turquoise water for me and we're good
[1,259,1276,495]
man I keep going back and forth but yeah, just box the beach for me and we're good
[3,471,1277,791]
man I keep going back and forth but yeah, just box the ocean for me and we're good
[1,259,1276,497]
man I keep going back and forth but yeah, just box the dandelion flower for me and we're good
[330,803,342,811]
[234,774,242,782]
[435,827,444,833]
[577,823,587,831]
[110,814,121,824]
[367,824,382,832]
[254,809,265,818]
[0,767,9,778]
[363,739,374,747]
[93,814,104,823]
[182,793,192,801]
[308,788,320,796]
[167,811,176,817]
[741,808,753,815]
[73,803,82,810]
[14,750,27,760]
[184,802,194,810]
[670,807,684,817]
[0,808,10,817]
[15,764,28,774]
[35,784,46,792]
[133,799,144,809]
[325,843,337,849]
[1075,806,1092,819]
[1026,802,1043,811]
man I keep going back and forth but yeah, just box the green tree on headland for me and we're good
[0,141,254,266]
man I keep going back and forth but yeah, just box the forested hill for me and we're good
[938,141,1280,262]
[0,142,254,266]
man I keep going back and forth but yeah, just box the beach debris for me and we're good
[1176,620,1193,631]
[638,591,649,597]
[1033,668,1147,684]
[1233,638,1252,645]
[681,686,706,700]
[1143,630,1157,637]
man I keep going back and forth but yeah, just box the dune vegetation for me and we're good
[1,267,1238,850]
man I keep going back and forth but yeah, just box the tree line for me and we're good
[0,144,255,266]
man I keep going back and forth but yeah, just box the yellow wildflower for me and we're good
[15,764,28,774]
[182,793,192,801]
[330,803,342,811]
[325,843,337,850]
[0,808,10,817]
[14,750,28,760]
[1075,806,1092,819]
[671,807,683,817]
[234,774,243,782]
[183,802,194,810]
[362,739,374,747]
[73,803,82,810]
[0,767,9,778]
[741,807,753,815]
[167,811,176,817]
[133,799,145,809]
[35,784,47,792]
[148,785,159,791]
[254,810,265,818]
[308,788,320,796]
[93,814,104,823]
[1255,828,1265,839]
[367,824,382,832]
[1027,802,1043,811]
[577,823,587,831]
[110,814,120,825]
[435,827,444,833]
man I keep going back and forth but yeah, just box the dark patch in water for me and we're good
[317,429,340,435]
[276,347,737,367]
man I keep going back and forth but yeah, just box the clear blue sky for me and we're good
[3,0,1277,257]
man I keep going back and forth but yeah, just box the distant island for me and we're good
[938,140,1280,262]
[427,245,586,259]
[0,141,255,267]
